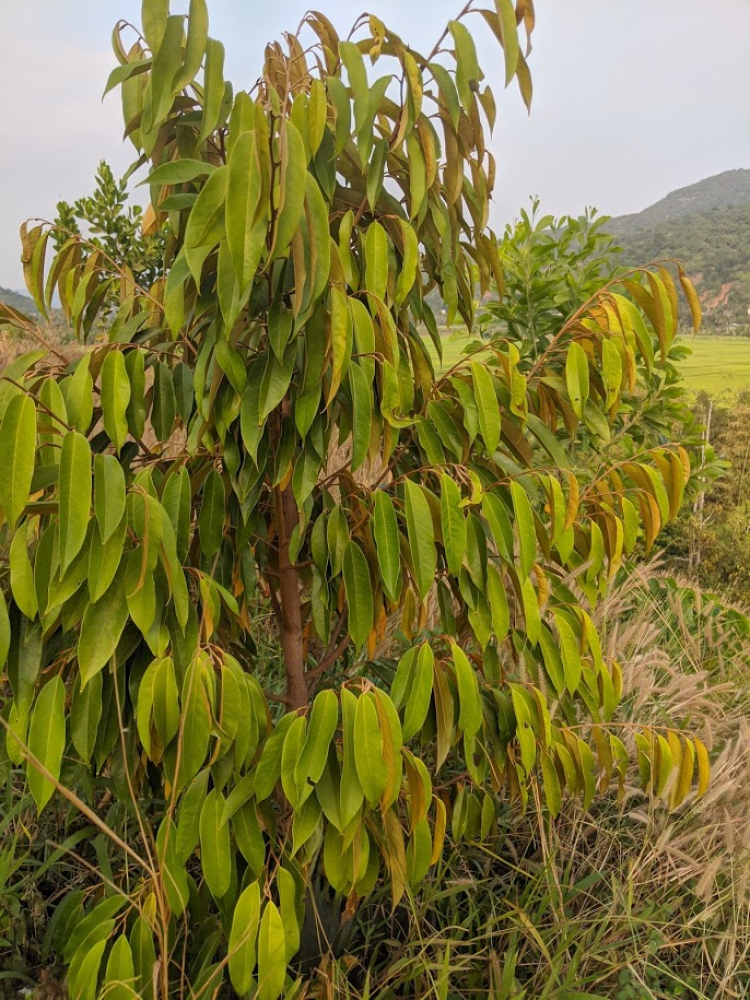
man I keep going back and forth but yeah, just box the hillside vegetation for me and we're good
[609,169,750,328]
[0,286,38,316]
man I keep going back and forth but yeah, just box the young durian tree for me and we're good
[0,0,708,995]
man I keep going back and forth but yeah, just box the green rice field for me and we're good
[430,332,750,400]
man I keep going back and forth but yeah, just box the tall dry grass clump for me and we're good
[331,565,750,1000]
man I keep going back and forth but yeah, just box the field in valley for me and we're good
[430,331,750,400]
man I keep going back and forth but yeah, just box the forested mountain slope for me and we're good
[609,169,750,328]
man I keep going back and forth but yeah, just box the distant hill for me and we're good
[0,286,38,317]
[608,170,750,329]
[613,169,750,234]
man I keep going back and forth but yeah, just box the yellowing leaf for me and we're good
[565,341,589,419]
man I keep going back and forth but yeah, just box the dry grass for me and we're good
[341,564,750,999]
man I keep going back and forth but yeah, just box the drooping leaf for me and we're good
[343,541,373,651]
[27,676,66,812]
[257,902,286,1000]
[373,491,402,603]
[0,393,37,528]
[93,454,127,545]
[228,881,261,995]
[78,578,129,688]
[58,432,92,574]
[199,789,232,898]
[198,469,225,558]
[404,480,436,601]
[354,693,387,803]
[100,351,131,452]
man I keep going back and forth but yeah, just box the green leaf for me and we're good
[448,19,481,108]
[88,510,128,604]
[269,121,307,261]
[58,432,92,574]
[482,492,514,562]
[365,221,388,302]
[27,676,66,812]
[401,643,434,742]
[101,351,131,452]
[156,817,189,916]
[565,341,589,419]
[94,454,127,545]
[143,14,184,131]
[69,938,107,1000]
[373,491,402,603]
[395,219,419,306]
[259,347,295,422]
[343,541,373,652]
[152,362,177,441]
[404,480,436,601]
[198,469,225,558]
[495,0,520,86]
[257,902,286,1000]
[451,642,482,739]
[152,656,180,749]
[227,129,268,290]
[103,935,136,1000]
[162,467,192,562]
[228,881,261,995]
[173,0,209,92]
[178,659,212,788]
[340,688,364,826]
[280,716,307,808]
[554,612,582,694]
[328,287,352,403]
[0,591,10,673]
[184,166,228,278]
[471,362,500,454]
[141,0,169,53]
[510,481,536,579]
[142,158,215,187]
[199,788,232,898]
[215,340,247,395]
[350,363,373,472]
[175,770,209,864]
[294,690,339,798]
[354,693,387,803]
[125,348,146,440]
[198,38,226,143]
[440,473,466,577]
[70,671,103,763]
[254,713,296,801]
[78,578,129,688]
[9,526,38,619]
[486,563,510,642]
[339,40,369,139]
[65,353,94,433]
[129,916,156,999]
[0,393,37,528]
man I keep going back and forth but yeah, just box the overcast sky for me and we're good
[1,0,748,290]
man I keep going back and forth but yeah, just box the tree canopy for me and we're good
[0,1,709,995]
